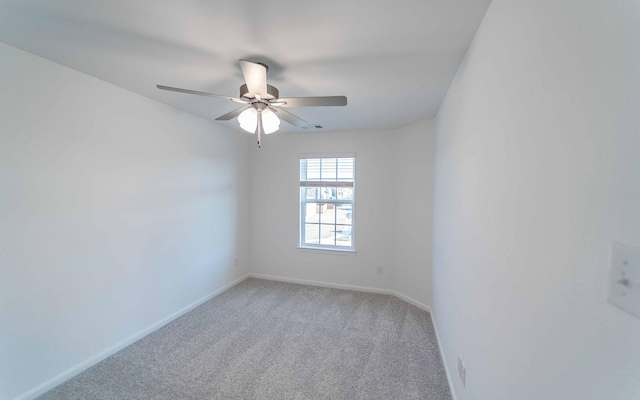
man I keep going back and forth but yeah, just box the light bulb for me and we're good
[238,106,280,134]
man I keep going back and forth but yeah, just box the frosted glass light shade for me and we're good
[238,108,257,133]
[238,107,280,134]
[261,108,280,134]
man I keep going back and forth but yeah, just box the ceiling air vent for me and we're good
[301,123,323,130]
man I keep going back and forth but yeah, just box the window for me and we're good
[299,155,355,251]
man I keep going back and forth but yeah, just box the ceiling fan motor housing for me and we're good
[240,83,279,101]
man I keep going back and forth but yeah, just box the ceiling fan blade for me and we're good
[270,107,308,128]
[215,106,250,121]
[157,85,247,103]
[239,60,268,97]
[276,96,347,107]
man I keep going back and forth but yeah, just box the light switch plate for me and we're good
[608,242,640,319]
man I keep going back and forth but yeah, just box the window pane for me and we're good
[336,205,352,224]
[336,225,352,247]
[337,187,352,200]
[305,187,319,200]
[304,224,320,244]
[320,224,336,246]
[321,187,337,200]
[305,203,322,223]
[318,203,336,224]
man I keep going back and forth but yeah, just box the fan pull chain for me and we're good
[256,109,263,148]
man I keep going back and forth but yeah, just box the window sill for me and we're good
[297,246,357,255]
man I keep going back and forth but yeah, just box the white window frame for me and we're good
[298,153,355,252]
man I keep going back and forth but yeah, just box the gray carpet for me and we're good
[38,278,451,399]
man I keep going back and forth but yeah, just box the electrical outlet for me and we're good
[377,266,383,274]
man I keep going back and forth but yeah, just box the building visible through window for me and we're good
[299,155,355,251]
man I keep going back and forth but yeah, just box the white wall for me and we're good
[249,130,396,290]
[0,42,250,400]
[249,121,435,300]
[433,1,640,399]
[394,120,436,306]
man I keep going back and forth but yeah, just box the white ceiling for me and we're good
[0,0,491,133]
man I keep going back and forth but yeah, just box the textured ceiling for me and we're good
[0,0,491,133]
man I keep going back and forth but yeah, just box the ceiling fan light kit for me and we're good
[238,106,280,134]
[157,59,347,148]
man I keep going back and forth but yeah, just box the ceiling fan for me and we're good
[157,60,347,148]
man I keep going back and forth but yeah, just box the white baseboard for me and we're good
[247,273,431,312]
[430,310,458,400]
[391,290,431,312]
[248,272,393,295]
[13,274,250,400]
